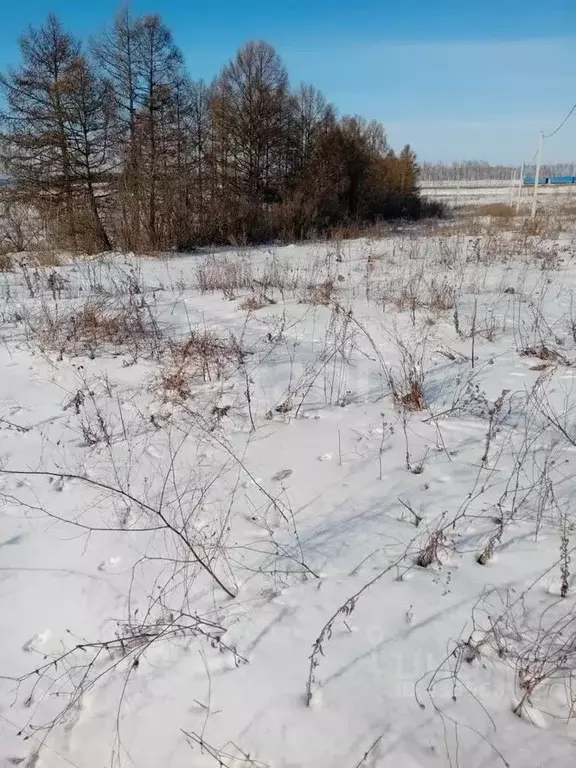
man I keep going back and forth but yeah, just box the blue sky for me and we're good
[1,0,574,163]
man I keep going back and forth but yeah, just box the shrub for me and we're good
[0,252,13,271]
[155,331,242,401]
[24,295,162,358]
[300,278,336,306]
[239,295,270,312]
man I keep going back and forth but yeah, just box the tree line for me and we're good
[420,161,576,183]
[0,11,428,252]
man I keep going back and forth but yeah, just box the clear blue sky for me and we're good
[1,0,574,164]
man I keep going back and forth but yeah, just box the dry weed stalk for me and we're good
[415,527,447,568]
[387,334,427,412]
[183,730,267,768]
[305,546,415,706]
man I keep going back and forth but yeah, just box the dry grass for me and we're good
[476,203,516,219]
[387,335,428,412]
[155,331,240,401]
[520,344,569,366]
[300,278,336,306]
[71,306,124,343]
[428,278,454,310]
[396,379,425,411]
[382,275,454,313]
[157,364,190,402]
[558,202,576,219]
[447,205,566,240]
[24,296,162,358]
[388,360,426,411]
[520,213,562,239]
[239,295,270,312]
[415,529,446,568]
[196,256,252,297]
[327,224,368,241]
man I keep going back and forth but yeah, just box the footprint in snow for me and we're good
[272,469,293,482]
[318,453,332,461]
[48,476,65,492]
[97,556,121,572]
[22,629,51,653]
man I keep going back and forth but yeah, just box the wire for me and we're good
[543,102,576,139]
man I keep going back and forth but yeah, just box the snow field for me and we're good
[1,228,576,767]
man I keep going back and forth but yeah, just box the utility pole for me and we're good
[456,164,460,203]
[508,169,515,206]
[516,161,524,213]
[531,131,544,220]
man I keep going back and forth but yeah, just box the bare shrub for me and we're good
[155,331,241,401]
[183,731,266,768]
[239,293,274,312]
[423,584,576,739]
[521,213,561,239]
[383,278,420,313]
[396,378,425,411]
[381,273,454,316]
[300,278,336,306]
[0,193,46,252]
[158,365,190,401]
[29,248,63,267]
[428,278,454,310]
[257,257,300,295]
[520,344,569,366]
[0,252,12,271]
[23,295,162,359]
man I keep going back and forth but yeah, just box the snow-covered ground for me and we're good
[420,179,576,207]
[2,228,576,768]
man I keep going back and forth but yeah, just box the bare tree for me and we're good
[64,55,113,250]
[92,6,144,248]
[0,14,80,244]
[211,41,291,236]
[2,14,433,250]
[134,13,184,248]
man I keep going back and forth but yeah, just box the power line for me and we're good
[543,102,576,139]
[530,101,576,218]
